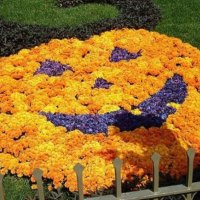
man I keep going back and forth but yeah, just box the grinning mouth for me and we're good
[40,74,187,135]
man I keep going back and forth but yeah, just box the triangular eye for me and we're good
[109,47,141,62]
[34,60,74,76]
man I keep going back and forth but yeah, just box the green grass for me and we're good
[0,0,119,28]
[154,0,200,49]
[2,174,36,200]
[2,174,71,200]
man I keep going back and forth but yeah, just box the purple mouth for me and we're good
[39,74,187,135]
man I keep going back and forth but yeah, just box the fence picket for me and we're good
[0,174,4,200]
[57,187,64,200]
[0,149,200,200]
[33,168,45,200]
[74,163,85,200]
[113,158,123,198]
[151,152,161,200]
[186,148,195,200]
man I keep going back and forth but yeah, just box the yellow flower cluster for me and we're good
[0,28,200,193]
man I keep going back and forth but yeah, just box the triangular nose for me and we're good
[110,47,142,62]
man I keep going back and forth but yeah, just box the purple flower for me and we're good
[138,74,187,117]
[93,78,113,89]
[34,60,74,76]
[110,47,141,62]
[40,75,187,135]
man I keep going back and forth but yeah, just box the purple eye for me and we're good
[110,47,141,62]
[34,60,74,76]
[93,78,113,89]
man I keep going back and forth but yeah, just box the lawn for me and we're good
[154,0,200,49]
[2,175,35,200]
[0,0,118,28]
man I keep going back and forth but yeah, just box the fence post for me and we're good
[186,148,195,200]
[57,187,64,200]
[113,158,123,199]
[151,152,161,200]
[0,173,4,200]
[33,168,45,200]
[74,163,85,200]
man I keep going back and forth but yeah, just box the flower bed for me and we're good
[0,29,200,193]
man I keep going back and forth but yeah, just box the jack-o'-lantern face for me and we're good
[0,29,200,193]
